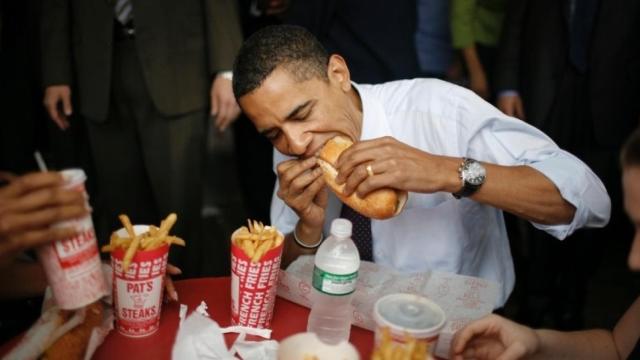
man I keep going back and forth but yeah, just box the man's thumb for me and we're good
[62,94,73,116]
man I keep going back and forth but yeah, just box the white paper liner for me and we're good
[276,256,500,359]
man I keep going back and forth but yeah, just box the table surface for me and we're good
[0,277,374,359]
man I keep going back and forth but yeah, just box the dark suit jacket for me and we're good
[494,0,640,148]
[41,0,242,121]
[286,0,420,84]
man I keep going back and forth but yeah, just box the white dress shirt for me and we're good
[270,79,611,307]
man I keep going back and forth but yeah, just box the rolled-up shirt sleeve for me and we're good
[456,89,611,240]
[526,151,610,238]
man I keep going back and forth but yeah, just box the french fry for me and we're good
[167,236,185,246]
[275,233,284,247]
[122,235,141,272]
[233,219,284,262]
[101,244,113,252]
[251,239,273,262]
[158,213,177,237]
[241,239,256,258]
[101,214,186,265]
[144,236,165,250]
[118,214,136,239]
[371,327,429,360]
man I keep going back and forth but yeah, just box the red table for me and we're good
[0,277,374,359]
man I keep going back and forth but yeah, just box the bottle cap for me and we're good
[330,218,352,239]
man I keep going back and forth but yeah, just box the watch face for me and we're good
[465,161,486,186]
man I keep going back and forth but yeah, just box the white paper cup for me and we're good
[277,332,359,360]
[37,168,108,310]
[373,293,446,356]
[111,225,169,337]
[230,228,284,328]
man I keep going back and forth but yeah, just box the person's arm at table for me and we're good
[451,297,640,360]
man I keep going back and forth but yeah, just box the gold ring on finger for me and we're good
[366,164,375,177]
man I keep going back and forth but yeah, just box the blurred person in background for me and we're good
[494,0,640,329]
[415,0,456,80]
[451,127,640,360]
[40,0,243,278]
[285,0,421,84]
[451,0,507,100]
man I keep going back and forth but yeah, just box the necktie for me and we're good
[339,204,373,261]
[115,0,133,25]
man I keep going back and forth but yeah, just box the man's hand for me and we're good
[0,172,88,264]
[498,94,526,120]
[469,66,490,100]
[334,136,457,197]
[276,157,328,229]
[210,75,241,132]
[164,263,182,302]
[450,314,541,360]
[461,46,490,100]
[43,85,73,130]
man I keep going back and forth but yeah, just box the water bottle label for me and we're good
[312,266,358,296]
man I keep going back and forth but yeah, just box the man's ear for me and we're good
[327,54,352,92]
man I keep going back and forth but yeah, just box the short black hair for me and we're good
[233,25,329,99]
[621,126,640,168]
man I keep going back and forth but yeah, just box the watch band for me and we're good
[452,182,481,199]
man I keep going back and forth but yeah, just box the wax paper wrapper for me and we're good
[276,256,500,359]
[3,264,114,360]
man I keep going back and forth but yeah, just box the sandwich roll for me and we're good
[43,301,104,360]
[317,136,407,220]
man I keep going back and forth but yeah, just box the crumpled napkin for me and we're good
[172,306,278,360]
[172,312,235,360]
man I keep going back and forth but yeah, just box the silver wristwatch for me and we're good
[452,158,486,199]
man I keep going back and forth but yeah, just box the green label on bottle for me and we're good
[312,266,358,296]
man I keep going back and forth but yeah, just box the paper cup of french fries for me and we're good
[230,219,285,328]
[102,213,185,337]
[372,293,446,360]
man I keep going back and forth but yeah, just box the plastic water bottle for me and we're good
[307,218,360,344]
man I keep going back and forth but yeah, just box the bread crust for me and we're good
[318,136,406,220]
[43,302,103,360]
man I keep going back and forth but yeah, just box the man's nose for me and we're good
[283,126,312,157]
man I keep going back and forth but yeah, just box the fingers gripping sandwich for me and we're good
[317,136,407,220]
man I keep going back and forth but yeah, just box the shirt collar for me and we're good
[352,82,393,141]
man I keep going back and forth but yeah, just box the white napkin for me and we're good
[171,307,278,360]
[171,312,235,360]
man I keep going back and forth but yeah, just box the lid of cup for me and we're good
[60,168,87,186]
[373,293,446,338]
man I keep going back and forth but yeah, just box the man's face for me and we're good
[623,166,640,271]
[238,56,362,159]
